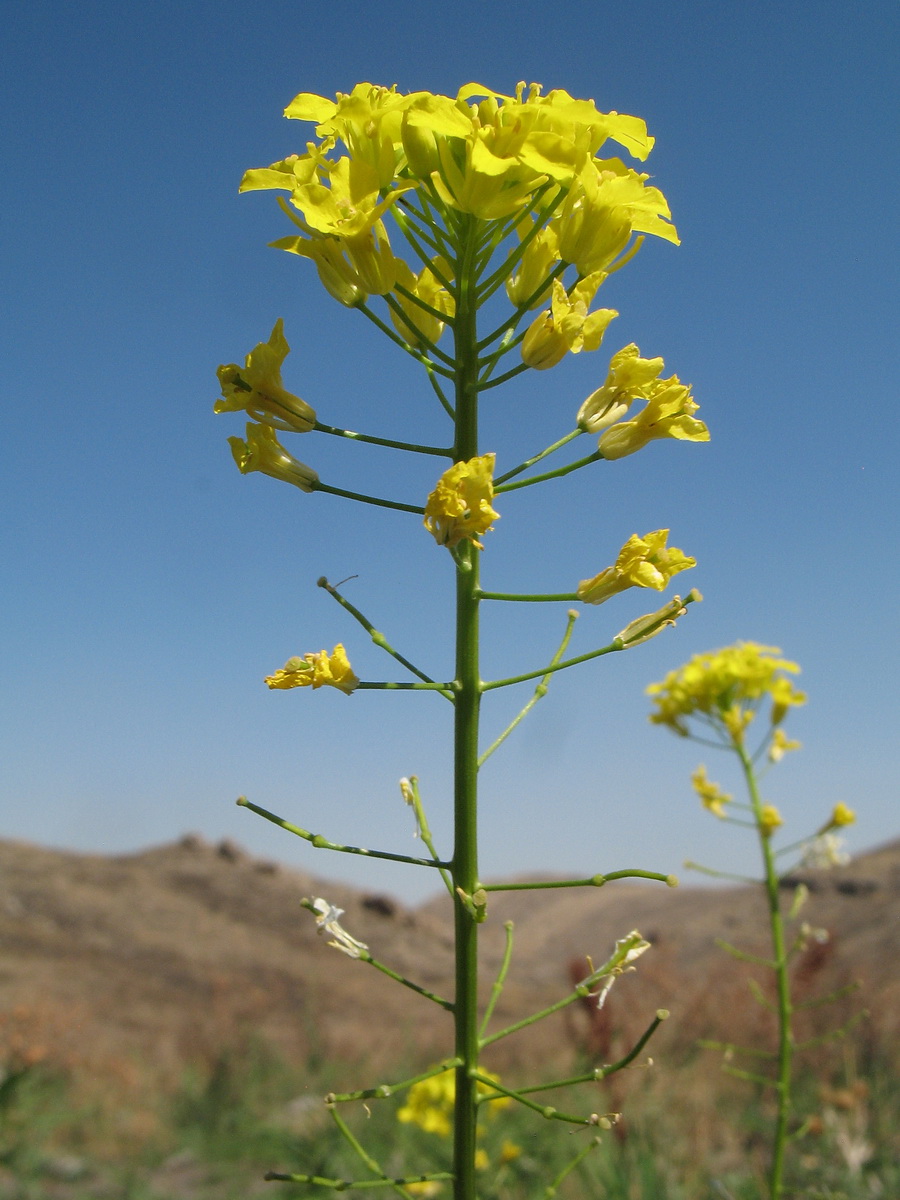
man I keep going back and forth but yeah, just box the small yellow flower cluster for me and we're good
[397,1068,509,1139]
[240,81,677,363]
[577,529,695,605]
[217,321,319,493]
[424,454,499,549]
[826,802,856,829]
[759,805,784,839]
[578,343,708,459]
[647,642,807,743]
[264,645,359,695]
[691,765,732,818]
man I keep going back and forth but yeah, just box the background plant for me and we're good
[648,641,861,1199]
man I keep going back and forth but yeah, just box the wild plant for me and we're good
[217,80,708,1200]
[647,642,860,1198]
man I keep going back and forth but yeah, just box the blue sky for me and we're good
[3,0,897,903]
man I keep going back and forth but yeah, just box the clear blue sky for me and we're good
[3,0,897,902]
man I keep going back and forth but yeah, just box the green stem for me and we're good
[356,681,453,692]
[684,860,759,884]
[360,951,455,1012]
[357,302,456,379]
[235,797,451,869]
[313,481,424,514]
[738,743,792,1199]
[479,921,514,1038]
[493,428,583,485]
[480,869,677,892]
[470,1072,603,1127]
[478,610,578,766]
[516,1009,669,1094]
[544,1137,602,1198]
[476,359,531,392]
[404,776,455,898]
[328,1109,418,1200]
[314,420,451,457]
[480,984,589,1048]
[393,281,457,331]
[493,450,603,493]
[424,360,455,418]
[450,213,482,1200]
[382,292,456,366]
[476,591,578,603]
[264,1173,455,1189]
[326,1058,463,1105]
[482,639,621,691]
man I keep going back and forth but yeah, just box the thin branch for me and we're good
[236,797,452,869]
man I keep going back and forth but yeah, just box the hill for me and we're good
[1,833,896,1085]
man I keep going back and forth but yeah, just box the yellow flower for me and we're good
[505,221,560,310]
[769,727,802,763]
[769,675,807,725]
[827,803,856,829]
[473,1149,489,1171]
[389,257,455,348]
[397,1068,509,1138]
[429,125,546,221]
[578,344,666,433]
[343,222,400,295]
[723,703,754,745]
[216,320,316,432]
[521,276,617,369]
[269,234,366,307]
[691,765,732,818]
[265,645,359,695]
[290,155,415,241]
[554,159,678,276]
[759,805,784,838]
[648,643,804,741]
[285,83,418,189]
[424,455,499,549]
[228,422,318,492]
[499,1140,522,1164]
[598,374,708,459]
[577,529,695,605]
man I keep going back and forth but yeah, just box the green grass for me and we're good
[0,1040,897,1199]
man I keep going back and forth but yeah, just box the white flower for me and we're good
[582,930,651,1009]
[311,897,369,959]
[799,833,850,870]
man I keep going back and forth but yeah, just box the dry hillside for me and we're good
[0,834,897,1087]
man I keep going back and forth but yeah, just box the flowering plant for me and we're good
[649,642,859,1198]
[218,80,707,1199]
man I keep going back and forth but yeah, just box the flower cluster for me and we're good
[424,455,499,549]
[647,642,807,742]
[691,765,732,818]
[239,81,678,369]
[218,321,320,492]
[580,346,708,460]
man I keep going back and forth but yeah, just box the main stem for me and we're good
[739,745,792,1199]
[452,215,481,1200]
